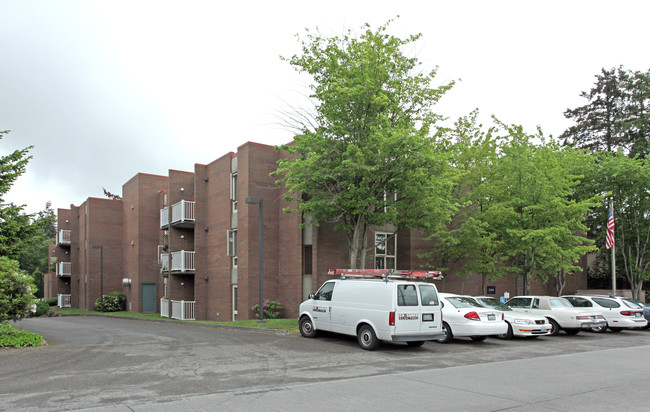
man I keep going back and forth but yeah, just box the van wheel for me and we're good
[299,316,318,338]
[357,325,379,351]
[436,322,453,343]
[406,341,425,347]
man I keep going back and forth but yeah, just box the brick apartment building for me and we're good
[43,141,588,321]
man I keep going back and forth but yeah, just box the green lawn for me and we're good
[52,308,299,334]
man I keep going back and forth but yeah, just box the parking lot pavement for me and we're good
[4,316,650,411]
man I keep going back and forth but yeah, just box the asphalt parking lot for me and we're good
[3,316,650,411]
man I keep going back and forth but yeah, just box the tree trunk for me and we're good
[555,269,566,297]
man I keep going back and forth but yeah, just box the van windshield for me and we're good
[419,285,439,306]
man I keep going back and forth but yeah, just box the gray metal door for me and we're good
[141,283,156,313]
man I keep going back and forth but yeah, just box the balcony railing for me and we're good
[57,262,71,277]
[58,230,71,246]
[159,250,195,273]
[171,200,195,227]
[171,300,195,320]
[160,207,169,229]
[160,298,170,318]
[58,294,71,308]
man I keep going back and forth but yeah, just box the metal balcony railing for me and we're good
[58,294,71,308]
[171,200,195,227]
[58,230,71,245]
[57,262,71,277]
[160,207,169,229]
[159,251,195,273]
[171,300,195,320]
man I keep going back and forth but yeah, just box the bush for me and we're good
[94,292,126,312]
[44,297,58,306]
[0,322,42,347]
[0,257,36,323]
[32,300,50,317]
[251,300,282,319]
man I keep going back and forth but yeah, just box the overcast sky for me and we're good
[2,0,649,214]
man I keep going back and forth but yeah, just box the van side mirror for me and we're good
[309,293,315,300]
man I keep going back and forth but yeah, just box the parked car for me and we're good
[505,296,606,336]
[298,269,445,350]
[435,293,508,343]
[626,298,650,328]
[562,295,648,332]
[472,296,551,339]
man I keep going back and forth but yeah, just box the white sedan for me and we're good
[473,296,551,339]
[562,295,648,332]
[436,293,508,343]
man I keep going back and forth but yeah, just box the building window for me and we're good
[375,232,396,269]
[227,229,237,265]
[231,172,238,212]
[232,285,238,321]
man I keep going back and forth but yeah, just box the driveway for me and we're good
[3,316,650,411]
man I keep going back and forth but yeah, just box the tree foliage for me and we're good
[275,20,457,268]
[577,153,649,299]
[0,257,36,323]
[561,66,650,157]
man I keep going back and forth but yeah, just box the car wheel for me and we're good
[610,327,623,333]
[497,322,514,340]
[436,322,454,343]
[564,328,580,335]
[590,324,607,333]
[357,325,379,351]
[470,336,487,342]
[406,341,425,347]
[548,318,560,336]
[299,316,318,338]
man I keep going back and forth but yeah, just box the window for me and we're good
[375,233,396,269]
[506,297,531,308]
[566,297,592,308]
[419,285,439,306]
[397,285,418,306]
[446,296,484,309]
[232,285,238,321]
[593,297,620,308]
[230,172,238,212]
[227,229,237,263]
[314,282,335,301]
[549,298,572,308]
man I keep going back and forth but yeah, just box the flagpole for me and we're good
[610,199,616,296]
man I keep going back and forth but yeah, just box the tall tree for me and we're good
[480,121,598,294]
[561,66,650,157]
[577,152,649,300]
[275,20,457,268]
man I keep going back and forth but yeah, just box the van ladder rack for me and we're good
[327,269,443,282]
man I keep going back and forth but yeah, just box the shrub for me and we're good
[0,322,42,347]
[32,300,50,317]
[251,299,282,319]
[44,297,58,306]
[94,292,126,312]
[0,257,36,323]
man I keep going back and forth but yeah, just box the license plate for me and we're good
[635,313,642,318]
[488,314,495,321]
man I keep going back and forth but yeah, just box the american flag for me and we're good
[605,204,615,249]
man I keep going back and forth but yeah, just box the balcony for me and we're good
[57,262,71,277]
[160,250,195,273]
[171,300,195,320]
[160,200,195,229]
[58,230,71,246]
[57,294,71,308]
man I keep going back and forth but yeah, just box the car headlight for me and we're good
[513,319,534,325]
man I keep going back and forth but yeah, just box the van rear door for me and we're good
[395,284,421,335]
[418,284,441,334]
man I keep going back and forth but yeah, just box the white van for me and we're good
[298,269,445,350]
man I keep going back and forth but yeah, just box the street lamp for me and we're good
[245,196,265,323]
[92,245,104,313]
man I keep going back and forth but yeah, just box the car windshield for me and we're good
[476,297,511,311]
[446,296,484,309]
[621,298,642,309]
[549,298,572,308]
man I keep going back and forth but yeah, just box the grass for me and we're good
[52,308,299,334]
